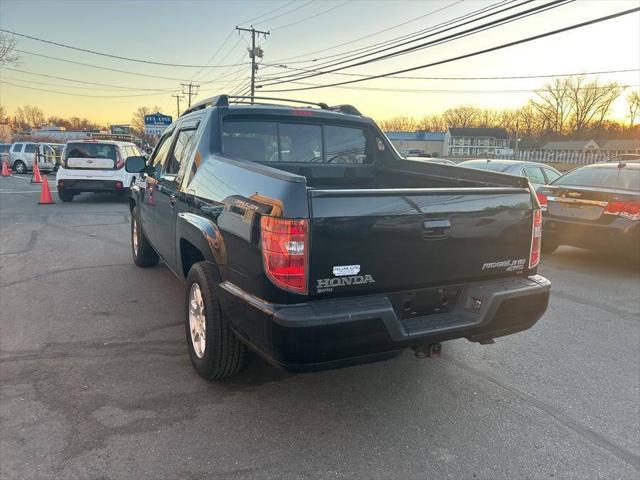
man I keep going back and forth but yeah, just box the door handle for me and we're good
[422,219,451,239]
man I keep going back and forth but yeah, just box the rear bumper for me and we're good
[57,179,124,193]
[543,217,639,254]
[219,275,551,372]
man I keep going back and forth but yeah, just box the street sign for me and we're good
[111,124,130,135]
[144,112,172,136]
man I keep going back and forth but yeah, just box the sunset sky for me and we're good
[0,0,639,126]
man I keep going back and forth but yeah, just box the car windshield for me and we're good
[460,161,512,172]
[65,143,117,160]
[553,166,640,191]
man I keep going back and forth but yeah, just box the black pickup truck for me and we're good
[125,95,550,380]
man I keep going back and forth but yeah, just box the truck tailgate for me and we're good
[309,187,534,298]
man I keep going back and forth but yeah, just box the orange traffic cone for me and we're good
[31,161,42,183]
[38,176,54,204]
[1,161,9,177]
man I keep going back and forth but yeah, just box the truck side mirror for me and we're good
[125,156,148,173]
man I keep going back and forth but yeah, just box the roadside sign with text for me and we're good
[144,113,172,136]
[110,124,131,135]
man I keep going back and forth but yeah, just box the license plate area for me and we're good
[389,285,463,319]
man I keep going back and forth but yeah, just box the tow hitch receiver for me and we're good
[413,343,442,359]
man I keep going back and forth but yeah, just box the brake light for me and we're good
[604,201,640,220]
[115,148,124,169]
[261,217,308,294]
[529,209,542,269]
[536,192,548,212]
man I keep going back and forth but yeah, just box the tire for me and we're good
[185,262,246,380]
[13,161,26,174]
[131,206,159,267]
[541,239,559,254]
[58,189,74,202]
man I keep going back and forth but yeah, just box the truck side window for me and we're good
[13,144,23,153]
[150,132,175,176]
[24,144,35,154]
[325,126,368,164]
[165,129,196,176]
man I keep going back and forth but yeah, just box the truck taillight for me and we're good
[261,217,308,294]
[536,192,548,212]
[529,209,542,269]
[604,201,640,221]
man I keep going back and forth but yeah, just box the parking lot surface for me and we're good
[1,173,639,480]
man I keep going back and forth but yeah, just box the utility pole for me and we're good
[236,25,270,103]
[514,121,520,160]
[172,93,185,116]
[181,82,200,108]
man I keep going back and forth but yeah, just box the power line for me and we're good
[277,80,640,94]
[270,0,464,62]
[265,0,515,69]
[1,66,176,90]
[13,49,251,85]
[1,28,252,68]
[190,29,236,82]
[0,75,173,92]
[270,0,351,31]
[259,0,566,86]
[254,0,315,26]
[257,6,640,93]
[1,80,170,98]
[258,0,533,82]
[239,0,297,25]
[259,64,640,81]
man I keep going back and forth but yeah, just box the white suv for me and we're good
[9,142,56,174]
[56,140,142,202]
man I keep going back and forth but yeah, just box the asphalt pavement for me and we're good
[1,173,639,480]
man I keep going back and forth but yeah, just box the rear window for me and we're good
[553,166,640,191]
[65,143,117,161]
[460,161,511,172]
[221,119,370,164]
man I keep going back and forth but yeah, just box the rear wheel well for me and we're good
[180,239,205,278]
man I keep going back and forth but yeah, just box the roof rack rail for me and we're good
[180,94,362,117]
[181,95,229,117]
[328,104,362,116]
[229,96,330,110]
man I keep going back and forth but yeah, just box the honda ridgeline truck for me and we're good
[125,95,550,380]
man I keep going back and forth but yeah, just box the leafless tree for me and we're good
[12,105,45,131]
[377,116,419,132]
[0,32,19,66]
[131,105,161,134]
[531,78,573,135]
[442,105,480,128]
[567,77,622,134]
[627,90,640,129]
[417,114,446,132]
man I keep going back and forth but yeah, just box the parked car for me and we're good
[458,159,561,186]
[407,157,456,166]
[536,161,640,256]
[606,154,640,163]
[125,94,550,380]
[56,140,142,202]
[8,142,56,174]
